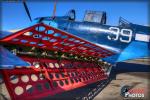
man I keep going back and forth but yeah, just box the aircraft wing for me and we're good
[0,23,115,62]
[0,31,14,39]
[0,46,29,69]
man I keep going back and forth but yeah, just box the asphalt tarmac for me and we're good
[94,72,150,100]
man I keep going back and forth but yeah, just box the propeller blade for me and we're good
[23,1,32,21]
[52,1,57,18]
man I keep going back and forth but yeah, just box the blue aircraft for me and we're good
[0,2,150,71]
[28,3,150,65]
[0,2,150,100]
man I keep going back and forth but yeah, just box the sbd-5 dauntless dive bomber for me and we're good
[0,2,150,100]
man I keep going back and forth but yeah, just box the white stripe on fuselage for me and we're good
[135,34,150,42]
[95,43,121,53]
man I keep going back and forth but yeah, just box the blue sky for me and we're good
[1,1,149,31]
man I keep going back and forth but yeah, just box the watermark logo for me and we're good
[120,85,145,98]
